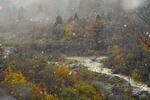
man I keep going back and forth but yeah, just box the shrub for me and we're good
[3,67,27,85]
[31,84,58,100]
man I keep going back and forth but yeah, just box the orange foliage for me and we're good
[134,32,150,52]
[139,37,150,51]
[83,22,95,40]
[64,21,78,40]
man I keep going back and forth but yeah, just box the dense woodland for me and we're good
[0,0,149,100]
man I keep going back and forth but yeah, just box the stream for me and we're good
[67,56,150,94]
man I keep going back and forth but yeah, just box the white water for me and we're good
[67,56,150,94]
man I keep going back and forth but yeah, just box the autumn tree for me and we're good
[31,84,58,100]
[137,33,150,51]
[111,45,123,65]
[83,15,105,45]
[3,67,27,85]
[83,22,95,41]
[54,64,77,85]
[131,69,141,82]
[64,20,78,40]
[54,65,71,81]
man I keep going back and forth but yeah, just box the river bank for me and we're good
[66,56,150,95]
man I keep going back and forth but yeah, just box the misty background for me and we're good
[0,0,149,33]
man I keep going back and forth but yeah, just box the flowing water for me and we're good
[67,56,150,94]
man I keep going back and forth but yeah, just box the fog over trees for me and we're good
[0,0,149,24]
[0,0,149,100]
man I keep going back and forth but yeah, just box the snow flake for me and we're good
[30,18,33,22]
[146,32,149,35]
[124,24,127,28]
[72,8,75,11]
[0,6,3,11]
[73,33,76,36]
[16,19,20,23]
[46,18,49,21]
[41,51,44,54]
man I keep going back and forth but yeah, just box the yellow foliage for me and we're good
[112,45,123,64]
[4,67,27,85]
[91,94,104,100]
[114,55,122,64]
[112,45,121,56]
[31,84,58,100]
[54,65,70,81]
[131,69,141,82]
